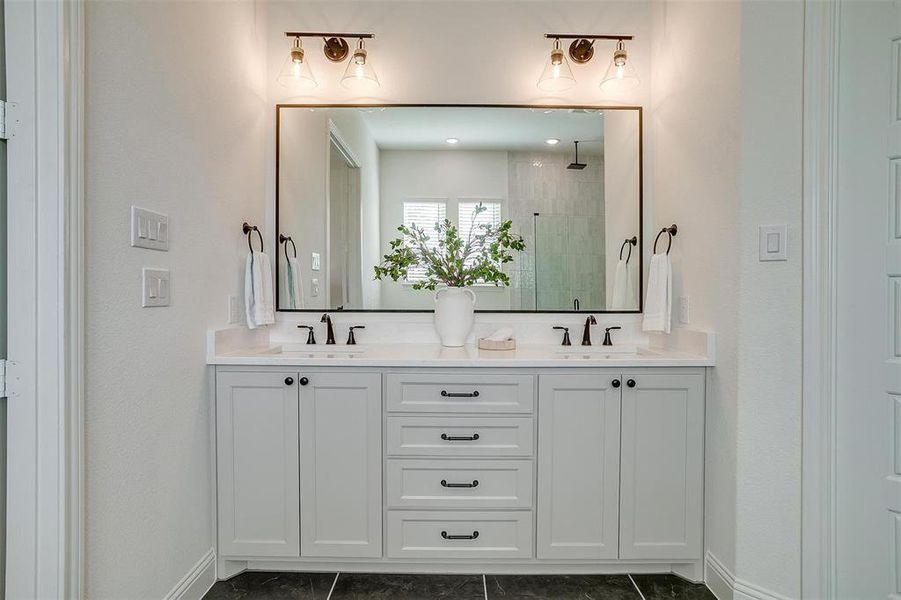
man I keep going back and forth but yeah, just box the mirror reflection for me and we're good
[277,106,642,312]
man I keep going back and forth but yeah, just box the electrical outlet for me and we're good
[311,278,319,297]
[131,206,169,251]
[142,268,170,307]
[679,295,690,324]
[228,295,239,324]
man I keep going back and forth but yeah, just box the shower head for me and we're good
[567,140,587,170]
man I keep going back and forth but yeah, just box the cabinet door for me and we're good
[619,372,704,559]
[216,370,300,557]
[537,373,621,559]
[300,371,382,557]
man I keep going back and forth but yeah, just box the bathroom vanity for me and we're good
[209,334,713,582]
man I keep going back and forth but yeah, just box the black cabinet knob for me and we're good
[284,377,294,386]
[299,377,309,386]
[627,379,636,388]
[612,379,621,388]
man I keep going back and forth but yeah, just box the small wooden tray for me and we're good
[478,337,516,351]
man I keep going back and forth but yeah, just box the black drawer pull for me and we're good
[441,390,480,398]
[441,530,479,540]
[441,433,480,441]
[441,479,479,488]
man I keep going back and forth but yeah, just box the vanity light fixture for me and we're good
[600,39,640,92]
[341,38,380,91]
[276,36,318,89]
[537,38,576,92]
[538,34,637,93]
[280,32,378,91]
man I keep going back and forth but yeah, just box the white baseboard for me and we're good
[704,552,794,600]
[163,548,216,600]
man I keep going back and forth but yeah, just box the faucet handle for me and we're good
[297,325,316,345]
[347,325,366,345]
[603,326,622,347]
[553,326,572,346]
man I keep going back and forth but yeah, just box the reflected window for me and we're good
[403,200,447,282]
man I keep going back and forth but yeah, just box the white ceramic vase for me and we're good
[433,286,476,347]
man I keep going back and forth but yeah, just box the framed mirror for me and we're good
[276,104,642,312]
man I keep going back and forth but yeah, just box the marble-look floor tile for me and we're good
[486,574,641,600]
[329,573,485,600]
[630,574,716,600]
[202,571,336,600]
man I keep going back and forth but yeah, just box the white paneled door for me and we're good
[537,374,620,559]
[300,371,382,558]
[835,1,900,597]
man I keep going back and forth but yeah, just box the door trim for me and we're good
[5,0,84,597]
[801,0,840,597]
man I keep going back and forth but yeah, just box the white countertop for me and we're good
[209,342,714,368]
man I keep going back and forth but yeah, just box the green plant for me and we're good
[374,203,526,291]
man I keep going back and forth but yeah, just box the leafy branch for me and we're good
[374,203,526,291]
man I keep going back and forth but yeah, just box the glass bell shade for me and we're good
[537,40,576,92]
[341,40,380,92]
[276,38,317,90]
[600,41,640,92]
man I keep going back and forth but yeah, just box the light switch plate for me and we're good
[311,278,319,297]
[759,224,788,261]
[142,268,170,307]
[131,206,169,251]
[227,295,239,324]
[311,252,321,271]
[679,295,691,324]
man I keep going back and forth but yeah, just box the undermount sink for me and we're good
[554,346,640,360]
[269,344,366,358]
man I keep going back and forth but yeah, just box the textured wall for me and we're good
[84,0,267,597]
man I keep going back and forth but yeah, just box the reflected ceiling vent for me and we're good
[567,141,587,170]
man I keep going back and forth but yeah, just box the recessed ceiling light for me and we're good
[545,138,560,145]
[446,138,460,144]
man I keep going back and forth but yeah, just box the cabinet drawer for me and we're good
[386,459,533,509]
[386,510,533,559]
[387,416,534,457]
[386,373,534,414]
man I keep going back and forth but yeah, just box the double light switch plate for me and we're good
[142,268,170,307]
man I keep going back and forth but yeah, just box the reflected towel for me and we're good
[245,251,275,329]
[610,259,637,310]
[642,253,672,333]
[285,257,304,309]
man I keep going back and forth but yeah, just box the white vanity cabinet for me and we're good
[213,363,706,578]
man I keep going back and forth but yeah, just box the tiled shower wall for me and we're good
[507,151,606,310]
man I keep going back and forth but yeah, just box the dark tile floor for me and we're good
[204,572,717,600]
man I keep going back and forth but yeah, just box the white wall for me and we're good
[603,110,641,309]
[84,1,267,597]
[651,1,803,598]
[379,150,512,310]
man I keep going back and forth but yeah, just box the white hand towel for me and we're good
[485,327,515,342]
[642,253,672,333]
[285,256,304,309]
[611,259,633,310]
[245,251,275,329]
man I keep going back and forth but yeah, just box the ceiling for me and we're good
[351,106,606,153]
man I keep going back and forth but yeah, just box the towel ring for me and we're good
[279,234,297,261]
[243,222,263,254]
[653,224,678,255]
[619,236,638,263]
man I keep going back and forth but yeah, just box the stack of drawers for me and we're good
[384,372,536,559]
